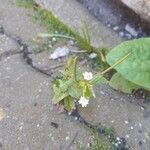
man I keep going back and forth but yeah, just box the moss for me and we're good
[76,127,110,150]
[16,0,93,52]
[16,0,35,8]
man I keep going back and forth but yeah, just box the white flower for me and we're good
[78,96,89,107]
[83,72,93,81]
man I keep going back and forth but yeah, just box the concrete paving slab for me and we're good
[0,1,92,149]
[0,0,46,45]
[0,34,19,55]
[78,85,150,150]
[0,55,91,150]
[0,0,149,150]
[121,0,150,23]
[35,0,122,48]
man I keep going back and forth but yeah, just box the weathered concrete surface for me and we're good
[35,0,122,48]
[0,55,91,150]
[0,0,46,45]
[0,0,150,150]
[78,85,150,150]
[121,0,150,23]
[0,34,19,55]
[0,0,92,149]
[33,1,150,149]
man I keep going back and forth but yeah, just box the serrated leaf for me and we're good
[90,75,108,85]
[59,79,74,92]
[109,73,140,94]
[52,83,68,104]
[68,82,81,99]
[64,97,75,111]
[65,56,77,80]
[106,38,150,89]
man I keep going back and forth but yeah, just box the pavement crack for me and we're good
[1,30,58,77]
[0,50,22,61]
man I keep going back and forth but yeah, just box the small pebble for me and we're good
[51,122,58,128]
[20,46,24,51]
[116,137,120,141]
[74,117,78,121]
[119,31,124,37]
[125,24,138,37]
[89,53,97,59]
[125,135,129,138]
[19,126,23,130]
[139,123,142,127]
[124,121,129,124]
[68,112,72,116]
[65,136,70,141]
[111,120,114,123]
[107,24,111,27]
[37,124,40,127]
[130,126,134,130]
[113,26,119,31]
[52,37,57,42]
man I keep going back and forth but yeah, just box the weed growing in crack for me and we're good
[16,0,109,64]
[52,54,130,111]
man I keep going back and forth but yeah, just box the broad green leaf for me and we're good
[90,75,108,85]
[109,73,140,93]
[106,38,150,89]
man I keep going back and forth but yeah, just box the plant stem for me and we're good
[38,33,75,40]
[101,52,131,75]
[70,50,87,53]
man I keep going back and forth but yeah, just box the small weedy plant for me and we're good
[52,38,150,111]
[52,53,130,111]
[52,56,108,111]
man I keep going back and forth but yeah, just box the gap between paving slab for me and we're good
[35,0,122,48]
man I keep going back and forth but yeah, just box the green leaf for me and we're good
[59,79,74,92]
[52,84,68,104]
[109,73,140,94]
[84,85,91,98]
[65,56,77,80]
[68,82,81,99]
[90,75,108,85]
[106,38,150,89]
[64,96,75,111]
